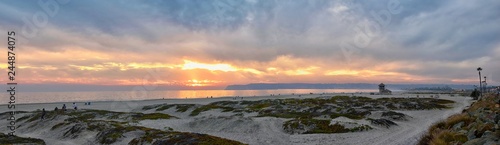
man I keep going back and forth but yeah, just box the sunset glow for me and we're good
[187,79,203,86]
[182,60,237,72]
[0,0,498,88]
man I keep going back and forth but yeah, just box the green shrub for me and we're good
[134,113,176,120]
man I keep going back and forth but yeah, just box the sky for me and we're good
[0,0,499,88]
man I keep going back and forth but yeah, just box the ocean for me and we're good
[0,89,377,105]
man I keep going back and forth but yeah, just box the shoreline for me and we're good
[0,90,417,106]
[0,88,384,106]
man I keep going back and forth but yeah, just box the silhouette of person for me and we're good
[62,104,67,111]
[41,108,46,120]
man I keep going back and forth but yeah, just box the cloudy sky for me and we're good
[0,0,499,88]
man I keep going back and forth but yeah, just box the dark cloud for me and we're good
[150,0,250,30]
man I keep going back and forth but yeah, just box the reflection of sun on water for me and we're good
[187,79,207,86]
[186,79,222,87]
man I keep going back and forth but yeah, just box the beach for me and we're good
[0,92,472,145]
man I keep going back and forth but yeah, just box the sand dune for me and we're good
[0,93,472,145]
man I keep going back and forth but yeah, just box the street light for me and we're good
[484,76,487,93]
[477,67,482,99]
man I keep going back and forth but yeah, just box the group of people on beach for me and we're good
[233,96,243,100]
[40,102,87,120]
[53,102,78,111]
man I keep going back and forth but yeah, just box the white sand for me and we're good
[0,92,472,145]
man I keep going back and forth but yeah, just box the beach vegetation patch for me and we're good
[258,111,312,118]
[283,118,372,134]
[330,113,365,120]
[330,96,351,102]
[142,104,163,110]
[98,128,125,144]
[51,122,70,130]
[15,108,243,145]
[381,111,411,121]
[133,113,177,121]
[0,133,45,145]
[190,104,235,116]
[419,94,500,145]
[156,105,175,111]
[175,104,196,112]
[16,114,31,122]
[130,132,246,145]
[247,102,272,111]
[367,118,398,128]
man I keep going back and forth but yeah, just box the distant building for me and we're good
[378,83,392,95]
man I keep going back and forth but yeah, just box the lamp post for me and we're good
[484,76,487,93]
[477,67,482,99]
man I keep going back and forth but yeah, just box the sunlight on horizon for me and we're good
[181,60,237,72]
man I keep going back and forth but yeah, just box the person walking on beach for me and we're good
[41,108,46,120]
[73,102,78,110]
[62,104,67,112]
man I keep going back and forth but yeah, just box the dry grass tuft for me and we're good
[419,94,500,145]
[429,130,467,145]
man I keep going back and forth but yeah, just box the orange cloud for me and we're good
[2,47,481,86]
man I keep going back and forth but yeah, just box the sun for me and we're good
[187,79,204,87]
[185,79,223,87]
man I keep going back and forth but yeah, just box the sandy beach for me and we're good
[0,92,369,112]
[0,92,472,145]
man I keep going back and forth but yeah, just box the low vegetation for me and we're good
[283,118,372,134]
[381,111,411,121]
[0,132,45,145]
[130,132,246,145]
[418,93,500,145]
[13,109,245,145]
[141,95,456,135]
[132,113,176,120]
[190,104,235,116]
[367,118,398,128]
[143,96,454,119]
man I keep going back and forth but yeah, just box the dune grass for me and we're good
[190,104,235,116]
[133,113,177,120]
[0,133,45,145]
[37,110,243,145]
[283,118,372,134]
[419,112,474,145]
[428,129,467,145]
[418,93,499,145]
